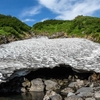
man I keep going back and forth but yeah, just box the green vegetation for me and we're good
[0,14,100,44]
[0,14,31,44]
[32,15,100,43]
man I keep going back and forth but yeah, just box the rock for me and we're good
[44,80,60,91]
[21,87,26,92]
[88,73,100,82]
[94,86,100,91]
[91,82,100,87]
[68,79,84,89]
[50,94,62,100]
[76,87,94,93]
[67,92,75,97]
[94,91,100,99]
[85,98,96,100]
[29,78,44,92]
[22,78,30,88]
[64,95,83,100]
[43,90,62,100]
[88,82,100,88]
[61,87,74,95]
[21,92,44,100]
[43,90,56,100]
[76,87,94,97]
[57,79,69,86]
[0,38,100,82]
[76,79,84,87]
[68,82,76,88]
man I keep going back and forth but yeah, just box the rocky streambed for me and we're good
[0,66,100,100]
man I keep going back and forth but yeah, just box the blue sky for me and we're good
[0,0,100,26]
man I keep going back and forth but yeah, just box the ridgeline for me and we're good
[0,14,100,44]
[32,15,100,43]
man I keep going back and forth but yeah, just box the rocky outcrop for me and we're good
[0,37,100,82]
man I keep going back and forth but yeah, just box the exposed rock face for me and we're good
[0,37,100,82]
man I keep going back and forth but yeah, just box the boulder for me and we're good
[85,98,96,100]
[44,80,59,91]
[21,87,26,92]
[29,78,44,92]
[64,95,83,100]
[0,37,100,82]
[22,78,30,88]
[50,94,62,100]
[68,79,84,89]
[61,87,74,95]
[43,90,62,100]
[75,87,94,97]
[94,91,100,99]
[67,92,75,97]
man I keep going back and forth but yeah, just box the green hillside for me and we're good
[32,15,100,43]
[0,14,100,44]
[0,14,31,44]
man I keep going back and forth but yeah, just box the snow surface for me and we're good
[0,37,100,81]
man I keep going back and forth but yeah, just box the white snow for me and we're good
[0,37,100,81]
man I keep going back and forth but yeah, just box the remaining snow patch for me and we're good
[0,37,100,81]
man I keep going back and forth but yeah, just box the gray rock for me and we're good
[68,82,76,88]
[94,91,100,99]
[64,95,83,100]
[75,79,84,87]
[67,92,75,97]
[29,78,44,92]
[50,94,62,100]
[57,79,68,86]
[22,78,30,88]
[76,87,94,93]
[43,90,57,100]
[0,38,100,82]
[76,87,94,97]
[43,90,62,100]
[94,86,100,91]
[21,87,26,92]
[85,98,96,100]
[44,80,59,91]
[68,79,84,89]
[61,87,74,95]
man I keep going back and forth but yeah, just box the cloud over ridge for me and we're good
[38,0,100,20]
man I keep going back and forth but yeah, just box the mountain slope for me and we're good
[0,14,31,44]
[32,15,100,43]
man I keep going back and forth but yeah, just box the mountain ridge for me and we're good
[0,14,100,43]
[32,15,100,43]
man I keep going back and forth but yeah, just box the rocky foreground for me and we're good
[0,71,100,100]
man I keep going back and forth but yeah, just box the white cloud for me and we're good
[22,18,35,22]
[41,18,49,22]
[21,6,41,17]
[38,0,100,20]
